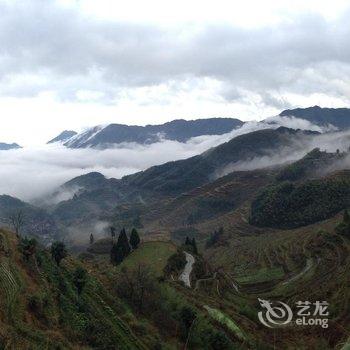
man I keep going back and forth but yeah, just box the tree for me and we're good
[118,228,131,256]
[185,236,191,246]
[9,210,25,237]
[205,227,224,248]
[110,226,116,242]
[116,264,159,313]
[130,228,140,249]
[179,306,196,342]
[335,209,350,237]
[191,238,198,255]
[110,243,124,265]
[110,229,130,265]
[89,233,94,245]
[51,241,67,266]
[207,330,233,350]
[335,222,349,236]
[19,237,37,261]
[73,267,88,295]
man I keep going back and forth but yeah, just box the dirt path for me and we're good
[179,252,195,288]
[282,258,314,285]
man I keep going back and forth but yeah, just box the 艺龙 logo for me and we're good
[257,298,329,328]
[258,298,293,328]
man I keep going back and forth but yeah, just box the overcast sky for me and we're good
[0,0,350,145]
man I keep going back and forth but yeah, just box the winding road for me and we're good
[179,252,195,287]
[282,258,314,285]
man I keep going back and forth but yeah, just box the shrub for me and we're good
[163,250,186,276]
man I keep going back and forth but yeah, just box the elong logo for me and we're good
[258,298,329,329]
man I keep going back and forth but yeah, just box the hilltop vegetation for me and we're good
[250,171,350,228]
[276,148,347,182]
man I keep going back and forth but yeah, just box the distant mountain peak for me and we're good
[279,106,350,130]
[47,130,77,144]
[0,142,22,150]
[63,118,244,149]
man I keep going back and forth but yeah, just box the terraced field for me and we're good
[106,164,350,348]
[187,209,350,349]
[0,229,149,349]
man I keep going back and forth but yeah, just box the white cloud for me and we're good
[0,115,345,202]
[0,0,350,146]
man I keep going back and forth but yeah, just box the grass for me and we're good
[0,229,150,349]
[118,241,177,276]
[235,266,284,284]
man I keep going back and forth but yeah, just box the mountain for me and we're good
[4,124,350,349]
[111,149,350,239]
[51,172,126,224]
[0,142,21,150]
[276,147,347,182]
[47,130,77,144]
[250,169,350,229]
[123,127,318,197]
[49,127,319,226]
[280,105,350,129]
[64,118,243,148]
[0,195,59,243]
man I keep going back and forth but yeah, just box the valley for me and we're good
[0,108,349,349]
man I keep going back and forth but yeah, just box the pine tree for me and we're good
[110,228,131,265]
[110,243,124,265]
[50,241,67,266]
[110,226,116,241]
[130,228,141,249]
[191,238,198,255]
[73,267,88,295]
[118,228,131,256]
[185,236,191,245]
[89,233,94,245]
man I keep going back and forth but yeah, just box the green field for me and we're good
[118,241,177,276]
[235,266,285,284]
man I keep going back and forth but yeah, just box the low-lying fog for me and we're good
[0,116,348,203]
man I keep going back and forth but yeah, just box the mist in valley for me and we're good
[0,115,348,204]
[215,127,350,178]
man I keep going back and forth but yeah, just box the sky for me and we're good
[0,0,350,145]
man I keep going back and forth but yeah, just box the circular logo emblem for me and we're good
[258,298,293,328]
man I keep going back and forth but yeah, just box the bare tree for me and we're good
[116,264,159,313]
[9,210,25,236]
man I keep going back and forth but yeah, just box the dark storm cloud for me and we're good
[0,0,350,106]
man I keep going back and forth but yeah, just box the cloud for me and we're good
[0,115,346,202]
[0,136,215,202]
[0,0,350,110]
[215,128,350,177]
[264,115,332,132]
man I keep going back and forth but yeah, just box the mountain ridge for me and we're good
[47,106,350,150]
[47,130,77,144]
[280,105,350,129]
[62,118,244,148]
[0,142,21,150]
